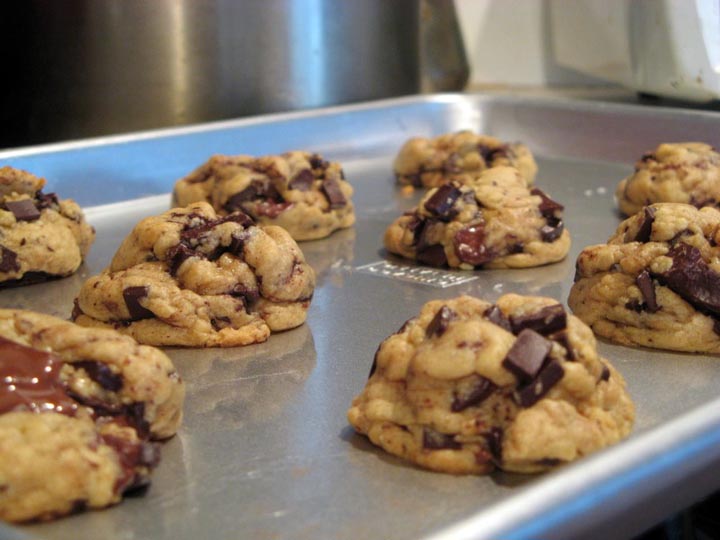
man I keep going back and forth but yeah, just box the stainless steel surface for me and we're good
[1,94,720,539]
[0,0,467,148]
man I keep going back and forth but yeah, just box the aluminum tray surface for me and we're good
[1,94,720,540]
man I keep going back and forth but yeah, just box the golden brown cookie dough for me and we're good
[393,130,537,188]
[73,202,315,347]
[616,142,720,216]
[570,203,720,353]
[347,294,634,474]
[0,309,184,522]
[384,167,570,269]
[173,151,355,241]
[0,166,95,287]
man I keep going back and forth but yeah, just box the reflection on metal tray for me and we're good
[1,94,720,540]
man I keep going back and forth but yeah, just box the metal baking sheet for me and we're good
[1,94,720,540]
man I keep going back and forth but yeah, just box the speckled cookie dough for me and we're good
[347,294,634,474]
[0,166,95,287]
[0,309,185,522]
[172,151,355,241]
[616,142,720,216]
[570,203,720,353]
[384,166,570,269]
[393,130,537,188]
[72,202,315,347]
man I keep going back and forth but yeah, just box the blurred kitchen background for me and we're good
[1,0,718,150]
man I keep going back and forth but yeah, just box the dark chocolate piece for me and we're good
[101,433,160,494]
[635,270,659,312]
[422,428,461,450]
[309,154,328,170]
[515,359,564,407]
[73,360,123,392]
[122,286,154,320]
[230,283,260,307]
[540,217,564,243]
[426,306,456,338]
[0,336,80,415]
[225,183,262,211]
[36,192,59,211]
[634,206,656,243]
[502,329,552,384]
[530,188,564,217]
[451,375,496,412]
[417,244,448,267]
[0,246,19,273]
[484,427,503,463]
[424,184,461,219]
[454,223,495,266]
[600,363,611,382]
[510,304,567,335]
[321,178,347,209]
[714,319,720,337]
[288,169,315,191]
[653,243,720,315]
[6,199,40,222]
[166,243,197,276]
[483,305,512,332]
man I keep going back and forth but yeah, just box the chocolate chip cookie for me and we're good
[172,151,355,241]
[347,294,634,474]
[393,130,537,188]
[570,203,720,353]
[616,142,720,216]
[0,166,95,287]
[72,202,315,347]
[0,309,185,522]
[384,166,570,269]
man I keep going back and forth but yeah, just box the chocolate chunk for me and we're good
[321,178,347,209]
[714,319,720,336]
[422,428,461,450]
[653,243,720,315]
[476,144,495,163]
[483,305,512,332]
[484,427,503,463]
[530,188,564,217]
[230,283,260,307]
[635,206,656,243]
[600,363,611,382]
[540,217,564,242]
[415,218,437,251]
[225,183,262,211]
[426,306,456,338]
[510,304,567,335]
[309,154,328,170]
[454,223,495,266]
[73,361,123,392]
[166,243,197,276]
[36,192,59,211]
[101,433,159,494]
[451,375,496,412]
[417,244,448,267]
[551,331,575,360]
[640,152,656,163]
[70,499,88,514]
[71,298,83,320]
[515,359,564,407]
[403,173,423,187]
[502,329,552,384]
[0,246,19,273]
[635,270,659,312]
[122,286,154,320]
[6,199,40,221]
[229,230,252,256]
[424,184,461,220]
[507,242,525,254]
[224,212,254,227]
[289,169,315,191]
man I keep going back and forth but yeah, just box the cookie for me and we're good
[172,151,355,241]
[616,142,720,216]
[347,294,634,474]
[384,166,570,269]
[0,166,95,287]
[72,202,315,347]
[570,203,720,353]
[0,309,185,522]
[393,130,537,188]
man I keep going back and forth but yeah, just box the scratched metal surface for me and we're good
[1,95,720,540]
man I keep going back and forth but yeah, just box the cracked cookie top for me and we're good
[173,151,355,240]
[347,294,634,474]
[0,166,95,287]
[570,203,720,353]
[384,166,570,269]
[616,142,720,216]
[73,202,315,347]
[393,130,537,188]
